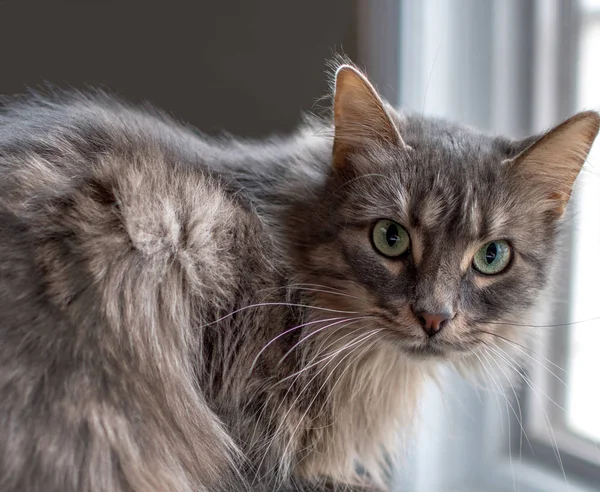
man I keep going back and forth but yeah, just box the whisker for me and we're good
[479,330,567,382]
[257,282,366,301]
[290,282,347,294]
[479,343,534,455]
[250,316,347,371]
[479,348,521,492]
[202,302,360,328]
[278,329,381,470]
[473,350,506,435]
[278,316,374,366]
[477,330,557,360]
[255,325,366,447]
[483,316,600,329]
[287,286,367,301]
[315,332,380,420]
[485,344,565,412]
[277,328,380,385]
[254,328,379,483]
[485,344,570,489]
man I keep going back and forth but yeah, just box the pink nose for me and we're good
[415,311,451,337]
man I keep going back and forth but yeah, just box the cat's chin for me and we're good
[399,339,474,361]
[401,344,448,360]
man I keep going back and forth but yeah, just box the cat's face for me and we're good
[297,65,599,363]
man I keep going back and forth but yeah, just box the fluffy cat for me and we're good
[0,63,597,492]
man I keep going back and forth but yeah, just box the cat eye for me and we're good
[372,219,410,257]
[472,240,511,275]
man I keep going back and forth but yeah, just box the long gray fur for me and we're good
[0,69,594,492]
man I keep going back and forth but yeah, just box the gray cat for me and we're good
[0,62,597,492]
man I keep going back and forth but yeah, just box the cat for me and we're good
[0,61,597,492]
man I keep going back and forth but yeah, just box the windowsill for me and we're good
[473,457,598,492]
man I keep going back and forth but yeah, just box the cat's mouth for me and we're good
[375,314,479,359]
[399,336,476,359]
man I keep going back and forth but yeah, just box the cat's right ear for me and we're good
[332,65,406,170]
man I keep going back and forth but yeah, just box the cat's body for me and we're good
[0,65,598,492]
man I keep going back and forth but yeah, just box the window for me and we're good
[566,0,600,446]
[524,0,600,484]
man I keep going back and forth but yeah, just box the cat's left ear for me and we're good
[332,65,406,170]
[507,111,600,216]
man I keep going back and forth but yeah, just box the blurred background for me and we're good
[1,1,599,491]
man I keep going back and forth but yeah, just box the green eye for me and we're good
[372,220,410,257]
[473,240,511,275]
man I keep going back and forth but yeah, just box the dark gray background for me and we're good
[0,0,357,137]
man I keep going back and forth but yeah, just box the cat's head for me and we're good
[294,64,599,364]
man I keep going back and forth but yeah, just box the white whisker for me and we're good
[202,302,360,328]
[485,344,570,490]
[250,316,347,371]
[278,316,374,366]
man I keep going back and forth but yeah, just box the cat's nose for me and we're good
[414,310,452,337]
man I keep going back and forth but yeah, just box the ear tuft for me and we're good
[332,64,405,169]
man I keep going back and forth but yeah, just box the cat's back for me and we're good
[0,93,273,491]
[0,90,276,337]
[0,90,225,193]
[2,92,255,301]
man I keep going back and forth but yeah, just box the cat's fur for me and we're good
[0,63,597,492]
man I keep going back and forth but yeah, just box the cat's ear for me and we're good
[507,111,600,216]
[332,65,406,169]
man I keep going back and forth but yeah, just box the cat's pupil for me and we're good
[485,243,497,264]
[386,224,399,247]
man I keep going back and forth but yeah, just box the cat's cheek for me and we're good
[307,241,352,275]
[471,272,503,290]
[338,232,410,286]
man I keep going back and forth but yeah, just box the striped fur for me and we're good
[0,63,597,491]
